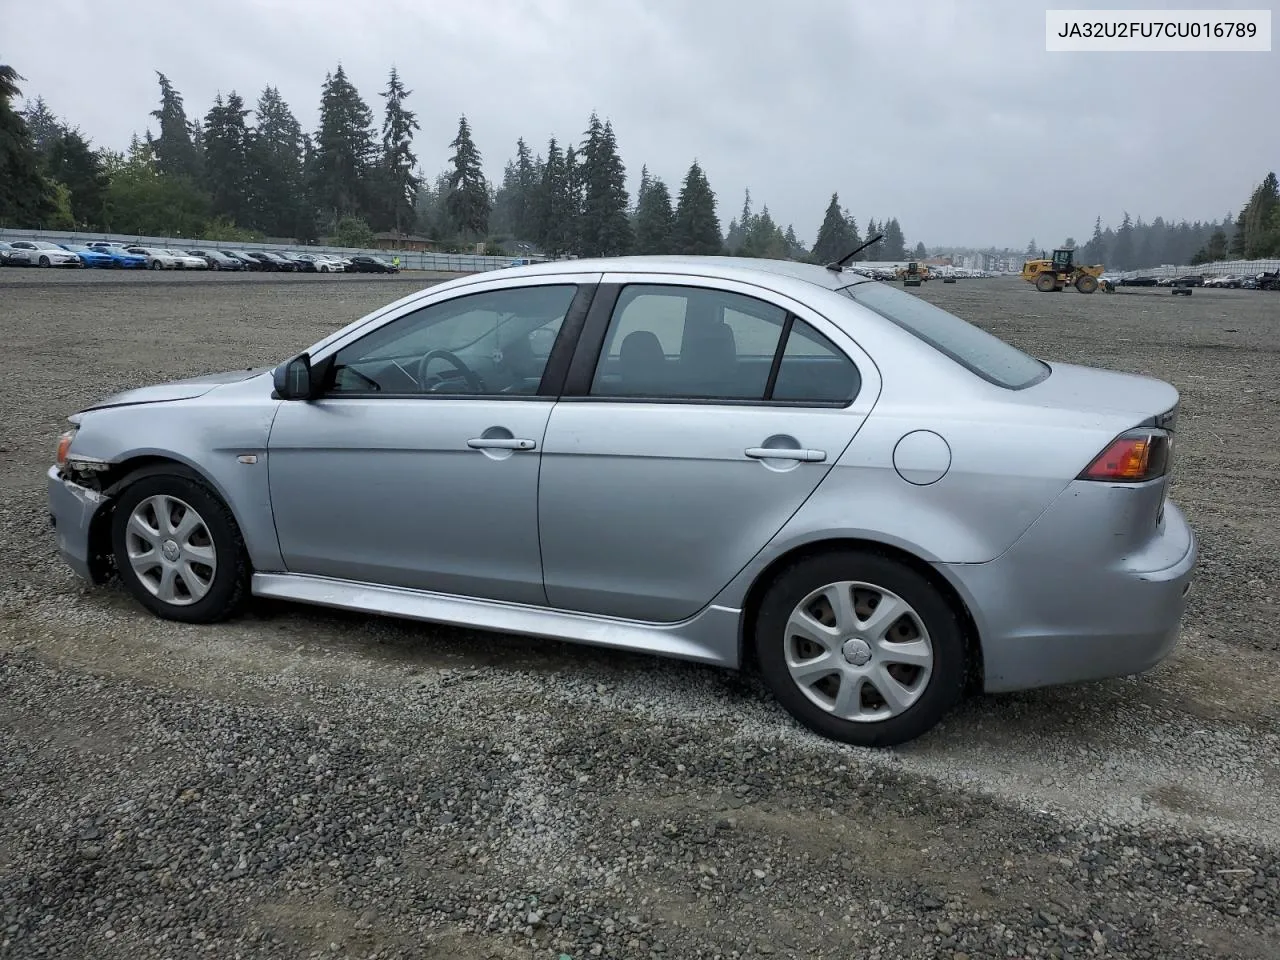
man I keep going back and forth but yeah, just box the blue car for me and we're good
[59,244,115,268]
[84,243,148,269]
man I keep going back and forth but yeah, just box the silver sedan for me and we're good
[46,256,1197,746]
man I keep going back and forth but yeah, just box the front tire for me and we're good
[110,474,250,623]
[38,256,50,267]
[754,551,966,747]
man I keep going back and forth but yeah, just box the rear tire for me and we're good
[1034,273,1057,292]
[753,551,966,747]
[110,474,250,624]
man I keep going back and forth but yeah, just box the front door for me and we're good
[538,276,877,623]
[267,281,588,605]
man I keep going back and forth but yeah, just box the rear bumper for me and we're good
[943,498,1197,693]
[47,465,107,581]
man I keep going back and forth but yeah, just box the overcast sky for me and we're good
[7,0,1278,249]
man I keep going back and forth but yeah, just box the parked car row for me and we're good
[1118,272,1276,290]
[0,240,402,275]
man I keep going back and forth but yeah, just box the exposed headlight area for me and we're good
[55,425,78,469]
[55,418,111,486]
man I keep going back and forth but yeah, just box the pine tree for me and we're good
[864,219,884,259]
[843,212,862,259]
[631,164,651,222]
[672,160,721,255]
[783,224,805,258]
[202,91,251,226]
[1081,216,1105,264]
[742,204,788,258]
[513,137,537,239]
[811,193,853,263]
[1242,172,1279,257]
[148,73,201,180]
[724,188,753,253]
[633,176,675,254]
[0,65,57,226]
[1024,237,1038,258]
[249,86,308,238]
[445,115,489,239]
[47,129,108,228]
[1111,213,1134,271]
[913,241,927,259]
[534,138,575,256]
[379,66,420,235]
[491,159,520,237]
[574,115,631,256]
[881,218,906,259]
[574,114,604,253]
[414,170,453,240]
[562,143,586,251]
[312,64,377,224]
[20,95,63,155]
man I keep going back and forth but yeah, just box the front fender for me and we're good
[67,375,285,572]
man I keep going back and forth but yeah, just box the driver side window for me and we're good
[326,284,578,396]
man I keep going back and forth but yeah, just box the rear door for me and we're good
[538,274,882,623]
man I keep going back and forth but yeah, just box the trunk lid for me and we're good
[1011,361,1179,429]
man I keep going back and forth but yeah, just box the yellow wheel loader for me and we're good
[1021,248,1104,294]
[896,261,926,287]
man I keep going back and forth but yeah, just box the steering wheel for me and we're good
[417,348,484,393]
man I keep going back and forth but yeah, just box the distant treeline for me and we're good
[0,63,918,262]
[1027,173,1280,271]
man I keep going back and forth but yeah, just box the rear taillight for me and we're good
[1080,429,1171,482]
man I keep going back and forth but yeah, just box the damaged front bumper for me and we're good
[47,465,110,582]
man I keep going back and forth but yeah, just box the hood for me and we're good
[82,367,272,411]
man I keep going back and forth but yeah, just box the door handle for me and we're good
[467,437,537,451]
[745,447,826,462]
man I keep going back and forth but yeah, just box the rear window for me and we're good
[840,281,1048,389]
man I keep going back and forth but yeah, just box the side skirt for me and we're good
[251,573,742,668]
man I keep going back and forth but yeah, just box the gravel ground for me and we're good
[1,270,1278,959]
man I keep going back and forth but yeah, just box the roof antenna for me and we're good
[826,233,883,272]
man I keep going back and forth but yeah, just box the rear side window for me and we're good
[841,281,1048,389]
[771,319,861,403]
[588,284,859,405]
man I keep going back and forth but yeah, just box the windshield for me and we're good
[34,241,63,250]
[840,282,1049,389]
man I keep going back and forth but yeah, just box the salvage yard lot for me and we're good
[1,270,1278,959]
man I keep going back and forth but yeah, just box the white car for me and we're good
[164,249,209,270]
[318,255,346,272]
[7,240,83,267]
[293,253,342,273]
[126,247,183,270]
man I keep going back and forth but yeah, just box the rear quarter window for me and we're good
[841,281,1048,389]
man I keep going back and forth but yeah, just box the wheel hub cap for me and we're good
[783,580,935,723]
[123,494,217,606]
[841,637,872,666]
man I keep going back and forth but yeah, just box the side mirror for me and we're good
[273,353,314,400]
